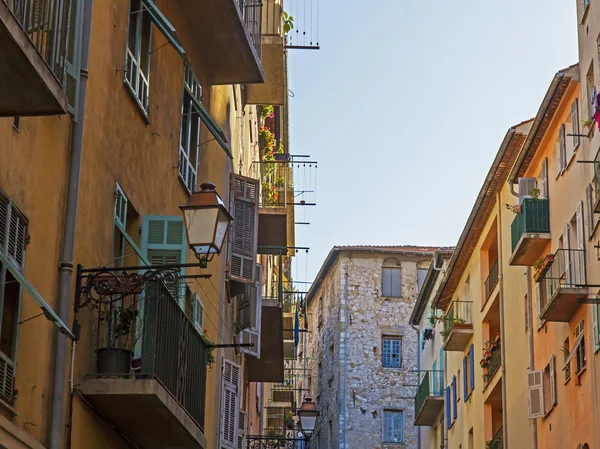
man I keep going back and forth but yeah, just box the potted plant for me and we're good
[505,203,521,214]
[533,253,555,282]
[285,411,294,429]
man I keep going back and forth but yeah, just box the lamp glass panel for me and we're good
[214,208,230,251]
[299,415,317,432]
[184,208,218,252]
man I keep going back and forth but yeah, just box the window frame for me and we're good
[382,336,402,369]
[381,258,402,298]
[179,65,202,194]
[575,319,587,375]
[382,409,404,443]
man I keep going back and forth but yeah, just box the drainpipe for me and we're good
[496,193,509,447]
[411,324,421,449]
[525,267,538,449]
[341,265,349,449]
[49,0,93,447]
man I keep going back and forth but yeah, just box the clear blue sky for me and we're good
[287,0,578,283]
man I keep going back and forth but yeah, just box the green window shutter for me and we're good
[60,0,83,116]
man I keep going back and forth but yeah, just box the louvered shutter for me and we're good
[564,223,572,285]
[452,375,457,420]
[469,344,474,391]
[59,0,82,116]
[576,201,586,285]
[432,360,438,393]
[221,360,240,449]
[549,355,556,407]
[192,293,204,333]
[463,356,468,398]
[445,387,451,428]
[593,302,600,351]
[114,185,128,227]
[535,282,542,320]
[541,158,549,199]
[572,98,580,149]
[229,174,259,284]
[237,410,247,449]
[0,192,8,253]
[239,265,262,357]
[527,370,544,419]
[560,124,567,172]
[518,178,537,204]
[587,184,595,238]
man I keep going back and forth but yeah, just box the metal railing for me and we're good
[238,0,263,59]
[259,160,291,208]
[511,199,550,252]
[414,370,444,417]
[246,436,307,449]
[486,427,503,449]
[484,260,499,300]
[90,279,208,429]
[538,248,586,312]
[483,341,501,387]
[442,301,473,337]
[4,0,77,87]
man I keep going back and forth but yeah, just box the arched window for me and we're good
[382,258,402,297]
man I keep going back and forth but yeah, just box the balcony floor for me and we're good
[510,233,551,266]
[79,379,206,449]
[0,1,67,116]
[414,396,444,426]
[444,325,473,352]
[541,288,588,322]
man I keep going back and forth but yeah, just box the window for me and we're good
[192,293,204,332]
[587,184,597,240]
[179,65,202,193]
[587,63,596,120]
[469,344,475,392]
[417,267,428,293]
[125,0,152,114]
[113,184,145,268]
[575,319,586,375]
[555,124,567,176]
[451,375,457,420]
[462,356,468,399]
[382,410,403,443]
[0,189,27,403]
[382,259,401,297]
[563,337,572,382]
[543,356,556,414]
[382,337,401,368]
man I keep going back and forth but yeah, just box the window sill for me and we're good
[123,82,150,124]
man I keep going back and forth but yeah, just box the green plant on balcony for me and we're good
[283,11,294,33]
[530,188,541,199]
[441,315,466,338]
[533,257,544,271]
[485,435,502,449]
[200,332,215,368]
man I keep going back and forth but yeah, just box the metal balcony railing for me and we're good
[442,301,473,337]
[90,279,208,428]
[259,160,291,208]
[538,248,586,311]
[238,0,263,59]
[511,199,550,252]
[484,260,499,301]
[414,370,444,417]
[486,427,503,449]
[483,340,501,387]
[247,435,307,449]
[4,0,78,89]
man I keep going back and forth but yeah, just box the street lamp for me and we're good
[297,397,320,437]
[180,182,233,267]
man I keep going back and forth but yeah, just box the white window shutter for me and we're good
[541,158,549,199]
[587,184,595,238]
[577,201,585,249]
[239,265,263,358]
[549,355,556,407]
[560,124,567,172]
[535,282,541,320]
[229,174,259,284]
[593,303,600,350]
[527,370,545,419]
[192,293,204,333]
[221,360,240,449]
[237,410,247,449]
[564,223,572,285]
[572,98,580,149]
[114,184,128,227]
[518,177,537,203]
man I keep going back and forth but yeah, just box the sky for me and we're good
[286,0,579,283]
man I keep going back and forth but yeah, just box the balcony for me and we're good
[258,160,291,255]
[537,249,588,322]
[246,298,284,382]
[0,0,76,116]
[78,279,208,449]
[414,370,444,426]
[510,199,551,266]
[486,427,504,449]
[484,260,499,305]
[182,0,264,84]
[482,336,502,408]
[442,301,473,351]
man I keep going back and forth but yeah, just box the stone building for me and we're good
[299,246,439,449]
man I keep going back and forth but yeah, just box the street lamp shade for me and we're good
[297,397,319,435]
[180,182,233,259]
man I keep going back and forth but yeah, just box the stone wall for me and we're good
[303,250,431,449]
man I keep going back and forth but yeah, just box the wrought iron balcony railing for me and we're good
[414,370,444,417]
[538,248,586,313]
[483,339,501,388]
[237,0,263,58]
[259,160,292,208]
[511,199,550,252]
[484,260,499,301]
[78,267,209,429]
[442,301,473,337]
[246,435,308,449]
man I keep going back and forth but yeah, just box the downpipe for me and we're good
[411,325,421,449]
[49,0,93,446]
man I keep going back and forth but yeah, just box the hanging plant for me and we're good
[260,105,275,120]
[201,331,215,368]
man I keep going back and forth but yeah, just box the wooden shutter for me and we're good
[541,158,549,199]
[114,184,128,227]
[229,174,259,284]
[527,370,544,419]
[382,267,391,297]
[445,387,451,428]
[587,184,595,238]
[564,223,572,285]
[572,98,580,149]
[469,344,474,391]
[237,410,247,449]
[549,355,557,407]
[392,268,402,297]
[221,360,240,449]
[463,356,468,398]
[452,375,457,420]
[560,124,567,172]
[239,265,262,357]
[577,201,585,248]
[59,0,82,116]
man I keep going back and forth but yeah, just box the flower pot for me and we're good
[96,348,132,375]
[533,254,555,281]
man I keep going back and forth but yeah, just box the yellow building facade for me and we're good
[0,0,299,448]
